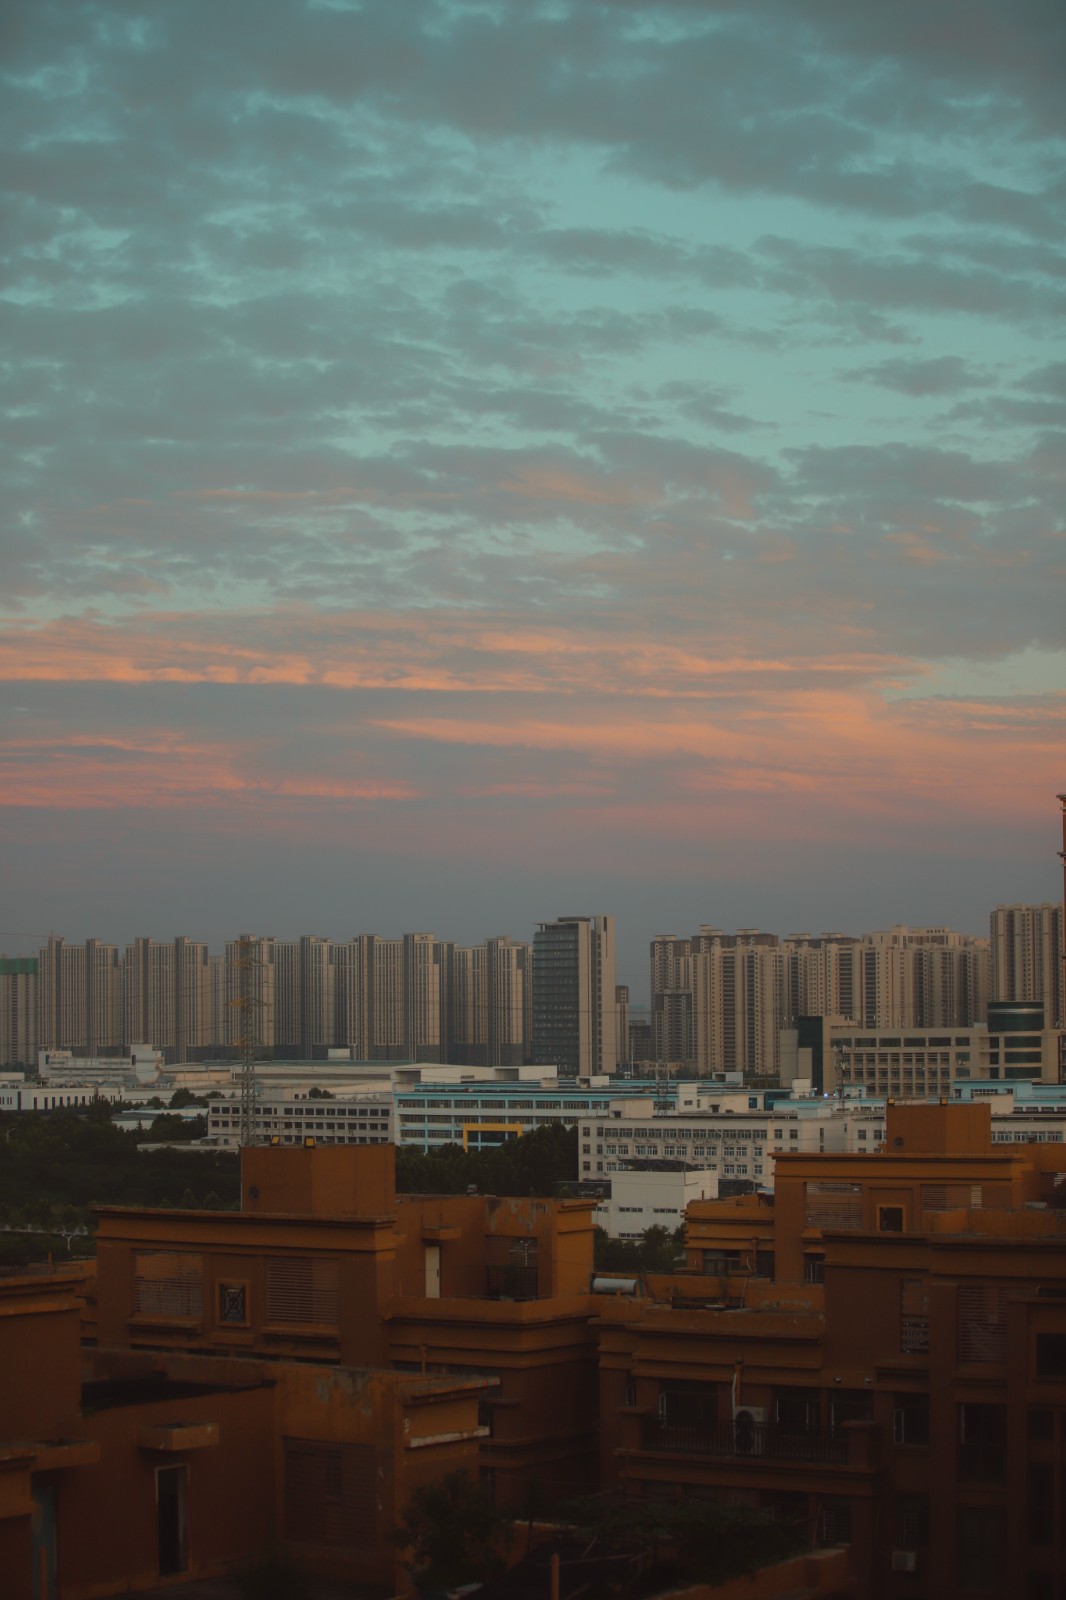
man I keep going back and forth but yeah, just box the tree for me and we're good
[146,1113,207,1142]
[394,1470,510,1590]
[170,1088,208,1109]
[561,1493,804,1587]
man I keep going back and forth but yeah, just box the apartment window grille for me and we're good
[133,1252,203,1320]
[217,1281,249,1325]
[283,1439,375,1546]
[900,1278,929,1353]
[804,1182,862,1230]
[958,1284,1007,1364]
[817,1498,851,1546]
[266,1257,340,1327]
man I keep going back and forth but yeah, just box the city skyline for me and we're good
[1,899,1062,1006]
[6,904,1061,1066]
[3,2,1064,976]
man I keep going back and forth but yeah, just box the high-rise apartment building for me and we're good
[37,936,122,1055]
[650,935,695,1065]
[651,929,783,1078]
[336,934,448,1062]
[991,903,1064,1029]
[0,956,37,1067]
[449,937,531,1068]
[275,935,335,1056]
[532,915,616,1078]
[614,984,630,1071]
[652,924,989,1080]
[223,935,277,1054]
[404,932,447,1063]
[124,936,172,1053]
[692,929,783,1079]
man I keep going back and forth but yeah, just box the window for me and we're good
[658,1381,717,1429]
[957,1506,1005,1592]
[133,1253,203,1320]
[817,1498,850,1546]
[957,1402,1006,1482]
[157,1465,188,1576]
[774,1388,817,1435]
[703,1249,743,1275]
[266,1258,340,1327]
[830,1390,873,1432]
[217,1281,249,1326]
[900,1278,929,1353]
[1029,1462,1053,1546]
[283,1439,376,1547]
[893,1394,929,1446]
[1028,1408,1053,1441]
[877,1205,904,1233]
[958,1285,1007,1364]
[1035,1333,1066,1378]
[805,1183,862,1230]
[895,1492,928,1548]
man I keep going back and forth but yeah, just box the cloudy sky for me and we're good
[2,0,1064,992]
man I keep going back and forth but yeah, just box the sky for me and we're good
[2,0,1064,996]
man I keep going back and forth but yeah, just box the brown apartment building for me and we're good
[1,1143,602,1598]
[598,1101,1066,1600]
[4,1105,1065,1598]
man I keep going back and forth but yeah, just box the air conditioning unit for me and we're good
[891,1550,918,1574]
[733,1406,767,1454]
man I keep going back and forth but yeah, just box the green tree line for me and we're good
[0,1104,239,1265]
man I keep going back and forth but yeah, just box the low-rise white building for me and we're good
[207,1088,395,1147]
[38,1044,162,1085]
[0,1081,101,1112]
[594,1167,717,1239]
[578,1094,845,1184]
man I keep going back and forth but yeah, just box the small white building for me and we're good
[0,1081,101,1112]
[38,1044,162,1085]
[579,1095,844,1185]
[594,1167,717,1239]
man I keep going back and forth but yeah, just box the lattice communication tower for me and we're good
[229,936,265,1147]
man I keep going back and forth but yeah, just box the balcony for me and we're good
[485,1263,539,1301]
[639,1414,848,1465]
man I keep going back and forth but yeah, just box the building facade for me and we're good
[532,915,617,1078]
[991,902,1064,1029]
[0,956,37,1067]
